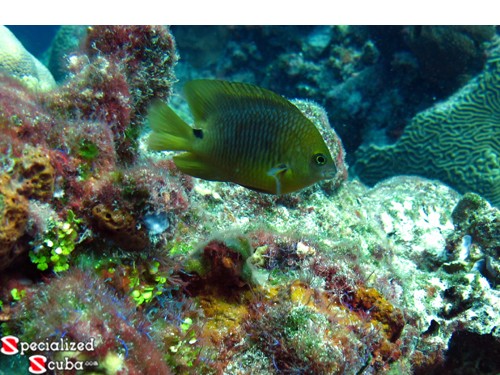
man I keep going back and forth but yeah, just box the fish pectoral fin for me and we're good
[173,152,220,181]
[267,163,288,176]
[267,163,289,195]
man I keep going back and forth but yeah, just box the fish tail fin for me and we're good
[148,101,194,151]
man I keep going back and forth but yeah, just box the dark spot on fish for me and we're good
[193,128,203,139]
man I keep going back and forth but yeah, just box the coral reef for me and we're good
[445,193,500,286]
[12,269,173,374]
[403,26,495,93]
[46,25,88,82]
[46,53,132,157]
[91,203,150,251]
[172,174,498,374]
[0,25,179,268]
[45,25,177,163]
[241,279,406,374]
[15,146,55,200]
[83,25,178,157]
[1,26,499,375]
[0,26,56,91]
[0,174,28,270]
[355,40,500,206]
[172,26,494,159]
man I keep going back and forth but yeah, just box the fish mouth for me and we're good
[322,168,337,179]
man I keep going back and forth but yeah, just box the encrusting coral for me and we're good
[0,174,29,270]
[355,39,500,206]
[91,203,150,251]
[15,146,55,200]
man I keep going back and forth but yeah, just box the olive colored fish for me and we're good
[148,79,338,195]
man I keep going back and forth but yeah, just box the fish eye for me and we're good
[313,153,327,166]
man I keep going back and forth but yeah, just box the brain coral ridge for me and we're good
[355,38,500,206]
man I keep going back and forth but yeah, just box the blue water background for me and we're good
[6,25,59,57]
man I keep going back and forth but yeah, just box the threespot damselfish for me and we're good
[148,79,344,195]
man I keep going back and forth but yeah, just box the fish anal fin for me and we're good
[173,153,220,181]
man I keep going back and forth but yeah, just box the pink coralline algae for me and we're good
[0,26,179,269]
[84,26,177,116]
[82,25,178,162]
[48,25,178,163]
[12,269,173,374]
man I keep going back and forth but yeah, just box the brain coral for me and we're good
[0,26,56,91]
[355,40,500,206]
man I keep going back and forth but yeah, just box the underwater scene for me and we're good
[0,25,498,374]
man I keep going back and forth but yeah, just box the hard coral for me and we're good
[0,174,29,270]
[355,40,500,206]
[15,146,55,200]
[91,204,150,251]
[0,26,56,91]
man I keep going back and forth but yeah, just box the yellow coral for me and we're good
[0,173,28,270]
[16,146,55,200]
[92,204,150,251]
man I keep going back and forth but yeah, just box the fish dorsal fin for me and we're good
[184,79,300,123]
